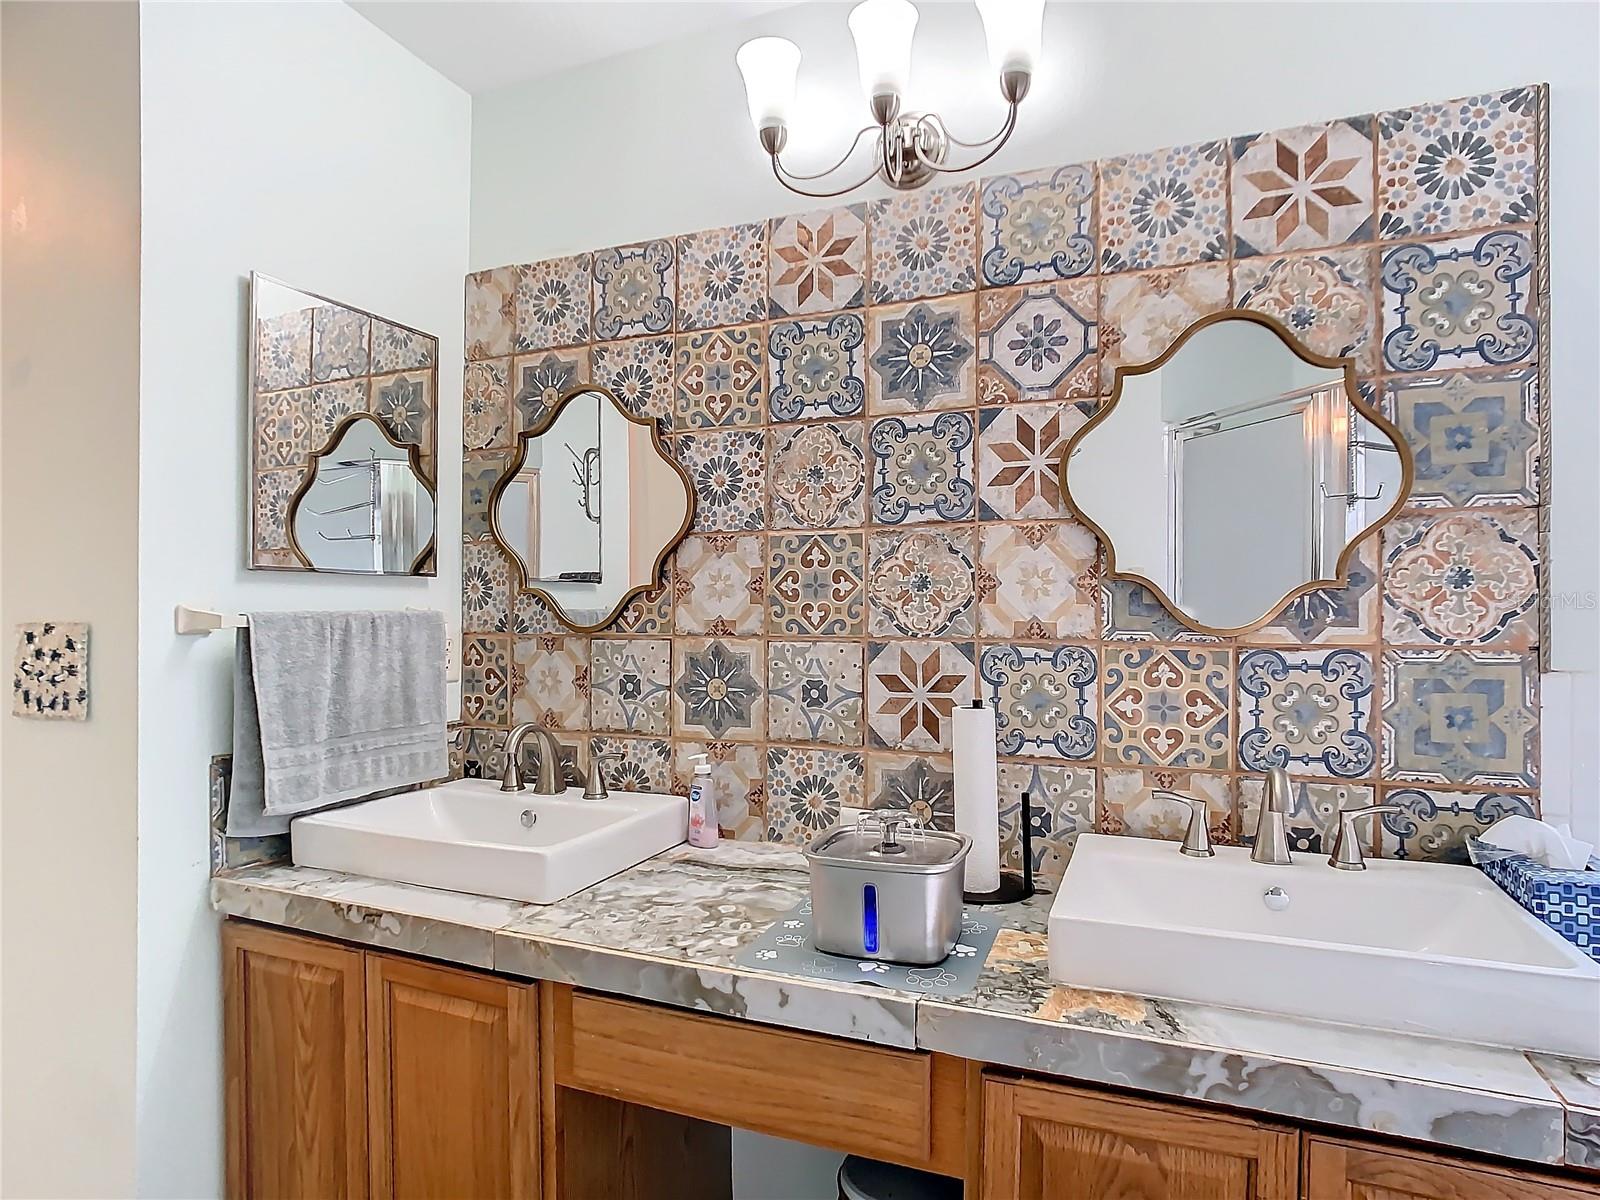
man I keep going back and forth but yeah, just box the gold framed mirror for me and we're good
[487,385,694,633]
[1057,309,1413,636]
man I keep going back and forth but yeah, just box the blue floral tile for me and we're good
[868,411,975,525]
[1380,230,1536,372]
[1099,141,1229,272]
[1376,786,1538,862]
[1380,649,1538,787]
[979,163,1095,286]
[766,747,865,844]
[977,280,1097,403]
[1383,368,1540,507]
[591,339,673,426]
[590,638,672,735]
[1238,648,1376,779]
[512,348,590,434]
[371,320,436,374]
[868,183,978,303]
[370,371,434,449]
[593,240,675,339]
[676,429,765,532]
[674,637,764,741]
[867,297,976,415]
[1102,647,1231,769]
[590,735,673,792]
[768,313,866,422]
[980,645,1097,761]
[677,222,767,331]
[1245,538,1379,646]
[461,539,510,633]
[515,254,592,351]
[995,762,1096,883]
[254,308,312,391]
[767,531,866,637]
[767,640,864,747]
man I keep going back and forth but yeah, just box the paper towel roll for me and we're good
[953,700,1001,893]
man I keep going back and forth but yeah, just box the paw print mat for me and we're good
[734,898,1002,997]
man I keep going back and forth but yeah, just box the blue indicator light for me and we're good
[862,884,879,954]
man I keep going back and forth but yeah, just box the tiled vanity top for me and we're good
[211,843,1598,1172]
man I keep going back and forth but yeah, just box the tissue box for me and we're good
[1470,836,1600,962]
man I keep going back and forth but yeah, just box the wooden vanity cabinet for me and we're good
[1304,1136,1599,1200]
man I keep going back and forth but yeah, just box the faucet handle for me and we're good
[1264,765,1293,812]
[583,752,623,801]
[1152,791,1214,858]
[1327,804,1402,871]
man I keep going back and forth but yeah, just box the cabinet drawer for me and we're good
[1305,1136,1599,1200]
[554,989,937,1167]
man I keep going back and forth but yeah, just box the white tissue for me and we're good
[1481,815,1595,871]
[952,702,1001,893]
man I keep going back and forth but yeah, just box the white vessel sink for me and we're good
[291,779,687,905]
[1048,834,1600,1058]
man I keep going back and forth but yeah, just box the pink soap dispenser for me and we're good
[686,754,720,848]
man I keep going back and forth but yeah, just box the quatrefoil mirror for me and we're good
[1059,311,1413,635]
[488,386,694,632]
[289,415,437,574]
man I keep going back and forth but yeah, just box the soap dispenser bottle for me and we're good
[686,754,719,848]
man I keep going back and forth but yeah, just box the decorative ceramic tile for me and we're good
[510,634,590,730]
[979,163,1095,286]
[1378,88,1537,238]
[253,468,299,560]
[310,304,370,382]
[868,183,978,303]
[980,645,1097,761]
[515,254,591,351]
[1377,787,1537,863]
[502,590,563,636]
[461,538,511,633]
[255,388,315,469]
[463,360,512,452]
[673,638,764,741]
[675,326,763,429]
[457,726,508,782]
[462,453,509,541]
[1235,249,1375,367]
[976,402,1082,520]
[1099,263,1229,387]
[1099,141,1228,272]
[1381,649,1538,787]
[868,411,975,524]
[866,297,976,414]
[589,638,673,735]
[868,528,977,637]
[1102,647,1232,769]
[589,735,672,792]
[370,371,434,448]
[996,762,1096,882]
[513,731,588,791]
[254,309,312,391]
[768,204,867,316]
[976,281,1097,404]
[866,752,955,830]
[1237,777,1377,856]
[512,349,591,435]
[977,522,1099,640]
[672,742,765,841]
[1237,648,1376,778]
[767,532,866,637]
[12,622,88,719]
[677,429,766,532]
[767,641,864,747]
[671,535,765,636]
[466,266,517,360]
[593,240,675,339]
[370,319,435,374]
[1101,768,1233,843]
[1100,578,1221,644]
[767,314,867,422]
[1231,119,1375,256]
[1246,537,1379,645]
[865,641,976,752]
[306,380,366,447]
[612,581,673,636]
[1379,230,1536,372]
[1383,511,1538,648]
[1384,369,1540,507]
[461,634,513,727]
[677,223,766,331]
[591,338,674,426]
[768,421,866,528]
[766,747,865,844]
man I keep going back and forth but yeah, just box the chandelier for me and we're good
[736,0,1045,197]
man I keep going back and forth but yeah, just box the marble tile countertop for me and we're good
[212,842,1599,1174]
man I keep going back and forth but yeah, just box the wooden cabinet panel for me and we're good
[1305,1136,1600,1200]
[981,1076,1298,1200]
[224,922,368,1200]
[366,954,538,1200]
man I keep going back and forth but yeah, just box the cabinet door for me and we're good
[366,954,539,1200]
[981,1077,1298,1200]
[224,921,368,1200]
[1305,1136,1599,1200]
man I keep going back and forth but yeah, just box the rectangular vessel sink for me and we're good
[291,779,688,905]
[1048,834,1600,1058]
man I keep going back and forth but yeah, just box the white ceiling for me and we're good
[350,0,804,94]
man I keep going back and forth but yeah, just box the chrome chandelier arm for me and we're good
[776,123,881,181]
[908,104,1018,175]
[939,104,1020,150]
[770,149,886,199]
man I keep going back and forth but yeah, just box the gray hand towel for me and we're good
[226,610,448,837]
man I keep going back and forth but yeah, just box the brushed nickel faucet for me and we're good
[1152,791,1214,857]
[500,723,566,795]
[1250,766,1295,866]
[1327,804,1403,871]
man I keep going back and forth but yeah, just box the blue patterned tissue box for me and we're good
[1471,837,1600,962]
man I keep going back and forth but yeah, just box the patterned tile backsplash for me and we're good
[457,85,1549,884]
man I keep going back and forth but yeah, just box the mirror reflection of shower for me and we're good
[567,442,601,524]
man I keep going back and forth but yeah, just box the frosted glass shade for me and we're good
[847,0,917,107]
[736,36,801,132]
[975,0,1045,77]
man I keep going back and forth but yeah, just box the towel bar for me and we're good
[174,604,460,683]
